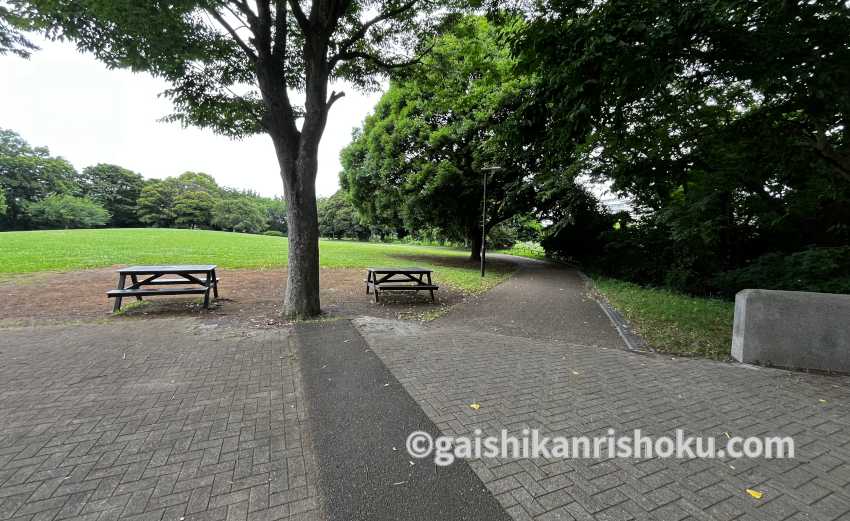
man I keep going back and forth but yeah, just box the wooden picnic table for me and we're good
[107,265,219,312]
[365,267,438,303]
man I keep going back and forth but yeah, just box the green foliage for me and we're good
[259,197,287,234]
[25,194,109,229]
[0,4,37,57]
[341,15,538,257]
[262,230,284,237]
[211,197,267,234]
[173,190,216,228]
[137,178,178,227]
[0,128,78,229]
[0,187,6,215]
[317,191,368,240]
[77,163,144,226]
[712,248,850,297]
[508,0,850,295]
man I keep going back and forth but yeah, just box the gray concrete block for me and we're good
[732,289,850,372]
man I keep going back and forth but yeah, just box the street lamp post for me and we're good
[481,166,502,277]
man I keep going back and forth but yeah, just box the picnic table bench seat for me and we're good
[365,267,438,303]
[107,265,219,312]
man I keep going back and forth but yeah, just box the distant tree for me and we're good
[173,190,216,228]
[174,172,221,195]
[25,194,109,229]
[260,197,288,235]
[211,197,267,234]
[77,163,144,227]
[137,179,179,227]
[0,187,6,215]
[0,129,78,229]
[317,191,368,240]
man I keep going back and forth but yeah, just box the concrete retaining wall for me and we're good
[731,289,850,372]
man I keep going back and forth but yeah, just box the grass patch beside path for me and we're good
[0,228,512,293]
[593,276,735,360]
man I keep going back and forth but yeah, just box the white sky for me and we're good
[0,37,383,198]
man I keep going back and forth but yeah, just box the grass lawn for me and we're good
[0,228,512,292]
[593,276,735,360]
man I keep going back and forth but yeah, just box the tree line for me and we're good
[338,5,850,297]
[0,129,287,234]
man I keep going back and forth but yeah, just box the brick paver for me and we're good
[0,320,320,521]
[355,269,850,520]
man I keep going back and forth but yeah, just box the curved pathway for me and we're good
[352,257,850,521]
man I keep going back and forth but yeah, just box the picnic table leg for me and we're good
[203,272,211,309]
[113,274,127,312]
[130,274,143,301]
[211,269,219,298]
[427,273,435,302]
[366,270,371,294]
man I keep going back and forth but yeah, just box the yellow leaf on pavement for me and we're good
[746,489,764,499]
[469,403,481,411]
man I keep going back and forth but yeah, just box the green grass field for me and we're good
[0,228,512,292]
[593,276,734,359]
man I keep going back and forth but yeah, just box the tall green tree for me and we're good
[15,0,446,317]
[174,190,217,228]
[137,178,179,227]
[0,187,7,215]
[317,190,368,239]
[25,194,109,229]
[77,163,144,227]
[211,197,267,233]
[341,16,538,259]
[0,128,78,229]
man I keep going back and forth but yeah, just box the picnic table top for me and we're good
[119,265,217,273]
[366,267,431,273]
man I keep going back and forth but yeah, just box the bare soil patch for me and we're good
[0,267,465,327]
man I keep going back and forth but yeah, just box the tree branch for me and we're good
[207,8,258,62]
[287,0,310,31]
[327,90,345,109]
[333,43,433,71]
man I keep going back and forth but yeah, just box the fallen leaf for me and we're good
[469,403,481,410]
[819,399,827,404]
[746,489,763,499]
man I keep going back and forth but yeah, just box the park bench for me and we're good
[365,267,438,303]
[107,265,219,312]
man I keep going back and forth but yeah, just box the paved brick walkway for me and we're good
[0,320,320,521]
[355,262,850,521]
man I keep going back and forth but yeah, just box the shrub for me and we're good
[25,195,110,229]
[712,247,850,296]
[262,230,285,237]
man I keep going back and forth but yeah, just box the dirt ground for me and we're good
[0,267,467,327]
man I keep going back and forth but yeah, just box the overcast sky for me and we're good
[0,37,384,198]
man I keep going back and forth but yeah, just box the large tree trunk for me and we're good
[271,131,322,318]
[470,232,482,261]
[280,161,321,318]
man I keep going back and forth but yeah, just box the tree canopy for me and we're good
[500,0,850,293]
[78,164,144,227]
[341,15,538,258]
[0,128,78,229]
